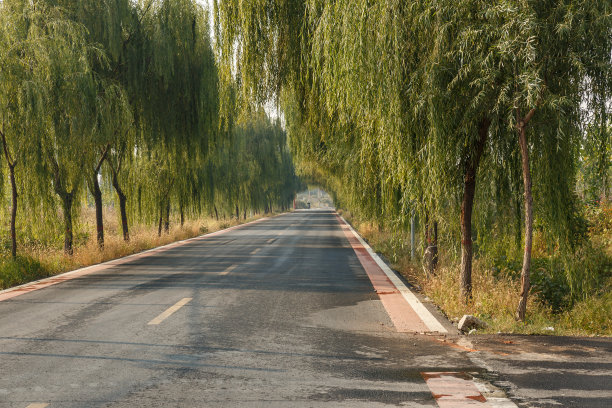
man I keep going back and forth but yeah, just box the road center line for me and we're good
[25,404,49,408]
[148,297,192,325]
[220,264,238,275]
[250,248,260,255]
[266,238,276,244]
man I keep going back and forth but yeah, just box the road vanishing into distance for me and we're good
[0,210,610,407]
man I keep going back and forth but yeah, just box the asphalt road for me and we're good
[0,210,610,407]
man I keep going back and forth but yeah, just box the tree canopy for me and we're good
[0,0,302,256]
[214,0,611,319]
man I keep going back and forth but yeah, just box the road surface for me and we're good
[0,210,610,407]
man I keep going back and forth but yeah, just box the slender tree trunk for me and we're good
[423,213,438,274]
[460,174,476,300]
[164,200,170,233]
[1,131,18,258]
[158,204,163,237]
[118,190,129,241]
[112,174,130,241]
[432,221,438,270]
[235,204,239,220]
[8,163,17,259]
[48,153,75,255]
[92,174,104,249]
[410,212,415,260]
[516,122,533,321]
[214,205,219,221]
[61,193,74,255]
[460,118,490,301]
[180,205,185,227]
[90,147,108,249]
[243,208,246,220]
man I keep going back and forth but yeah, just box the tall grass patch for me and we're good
[344,204,612,336]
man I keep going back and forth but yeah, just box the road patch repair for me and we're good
[422,372,517,408]
[336,213,448,333]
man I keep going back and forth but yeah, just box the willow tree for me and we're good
[0,1,95,256]
[47,0,143,245]
[216,0,610,320]
[50,0,136,247]
[1,1,24,258]
[0,0,49,258]
[40,16,99,255]
[117,0,219,231]
[500,0,611,320]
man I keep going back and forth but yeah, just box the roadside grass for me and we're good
[340,204,612,337]
[0,207,270,291]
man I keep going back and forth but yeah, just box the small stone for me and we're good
[543,326,555,332]
[458,315,488,332]
[468,329,477,335]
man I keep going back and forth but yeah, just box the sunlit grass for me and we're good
[0,207,269,290]
[342,209,612,337]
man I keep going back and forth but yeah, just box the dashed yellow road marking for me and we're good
[26,404,49,408]
[148,297,192,325]
[250,248,260,255]
[220,264,238,275]
[266,238,276,244]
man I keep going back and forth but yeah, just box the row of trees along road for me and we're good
[0,0,301,256]
[214,0,611,320]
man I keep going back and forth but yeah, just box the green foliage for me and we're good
[578,124,611,203]
[0,0,302,260]
[0,256,48,289]
[493,243,611,313]
[215,0,611,319]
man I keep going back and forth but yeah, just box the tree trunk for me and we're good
[164,200,170,233]
[48,153,75,255]
[235,204,239,220]
[460,171,476,300]
[243,208,246,220]
[516,123,533,321]
[410,212,415,260]
[214,205,219,221]
[92,173,104,249]
[432,221,438,270]
[61,192,74,255]
[90,146,108,249]
[112,174,129,242]
[423,214,438,275]
[158,204,163,237]
[180,204,184,227]
[8,163,17,259]
[460,118,490,301]
[1,131,18,258]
